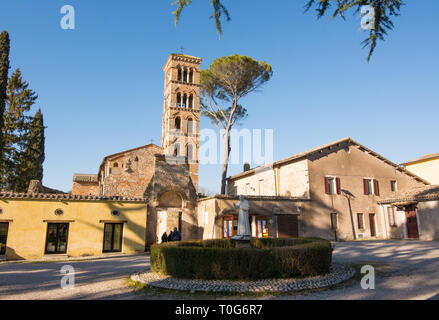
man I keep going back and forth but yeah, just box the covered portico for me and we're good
[197,195,310,240]
[378,185,439,240]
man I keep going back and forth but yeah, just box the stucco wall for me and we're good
[418,201,439,240]
[405,159,439,184]
[0,199,147,260]
[228,167,277,196]
[306,144,427,240]
[278,160,310,198]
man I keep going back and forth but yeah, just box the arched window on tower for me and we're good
[174,143,180,157]
[182,94,187,108]
[187,118,194,135]
[113,162,119,168]
[178,67,182,82]
[175,117,181,130]
[189,69,194,83]
[187,144,194,163]
[188,95,193,109]
[183,68,188,82]
[176,93,182,108]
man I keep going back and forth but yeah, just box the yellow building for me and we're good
[402,153,439,185]
[0,192,147,260]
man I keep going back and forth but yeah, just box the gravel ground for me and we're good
[1,241,439,300]
[0,254,149,300]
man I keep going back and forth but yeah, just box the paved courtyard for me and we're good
[1,241,439,300]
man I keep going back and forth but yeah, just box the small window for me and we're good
[325,177,340,195]
[387,207,396,227]
[187,144,194,163]
[173,143,180,157]
[390,180,397,192]
[134,156,139,162]
[176,93,182,108]
[54,208,64,216]
[363,179,373,195]
[111,210,121,216]
[182,94,187,108]
[187,119,194,134]
[357,213,364,229]
[259,180,264,196]
[113,163,119,168]
[175,117,181,130]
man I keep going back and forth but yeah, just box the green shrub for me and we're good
[150,237,332,280]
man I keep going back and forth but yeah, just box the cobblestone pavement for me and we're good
[1,241,439,300]
[132,263,355,293]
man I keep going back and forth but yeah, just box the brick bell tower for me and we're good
[161,53,202,191]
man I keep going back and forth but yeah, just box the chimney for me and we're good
[243,163,250,172]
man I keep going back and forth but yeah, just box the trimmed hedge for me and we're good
[150,238,332,280]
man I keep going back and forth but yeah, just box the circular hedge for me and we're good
[150,238,333,280]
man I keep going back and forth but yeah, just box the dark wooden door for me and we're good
[405,211,419,239]
[277,215,298,238]
[369,214,376,237]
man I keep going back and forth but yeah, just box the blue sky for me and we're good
[0,0,438,193]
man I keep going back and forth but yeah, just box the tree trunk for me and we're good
[220,129,231,195]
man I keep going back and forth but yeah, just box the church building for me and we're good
[0,53,435,261]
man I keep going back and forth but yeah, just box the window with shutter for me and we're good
[357,213,364,229]
[336,177,341,195]
[374,179,380,196]
[324,177,330,194]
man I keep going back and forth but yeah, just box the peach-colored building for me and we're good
[402,153,439,185]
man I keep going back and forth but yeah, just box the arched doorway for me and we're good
[157,191,184,243]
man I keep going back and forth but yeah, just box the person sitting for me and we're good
[171,227,182,241]
[161,232,168,243]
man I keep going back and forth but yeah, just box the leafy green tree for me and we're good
[17,109,45,192]
[173,0,230,39]
[172,0,404,61]
[1,69,38,191]
[0,31,10,170]
[200,54,273,194]
[305,0,403,61]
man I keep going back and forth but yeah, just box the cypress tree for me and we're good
[1,69,38,191]
[19,109,45,192]
[0,31,11,175]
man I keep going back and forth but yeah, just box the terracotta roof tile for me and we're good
[378,185,439,204]
[0,192,147,203]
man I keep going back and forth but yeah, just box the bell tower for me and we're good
[161,53,202,190]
